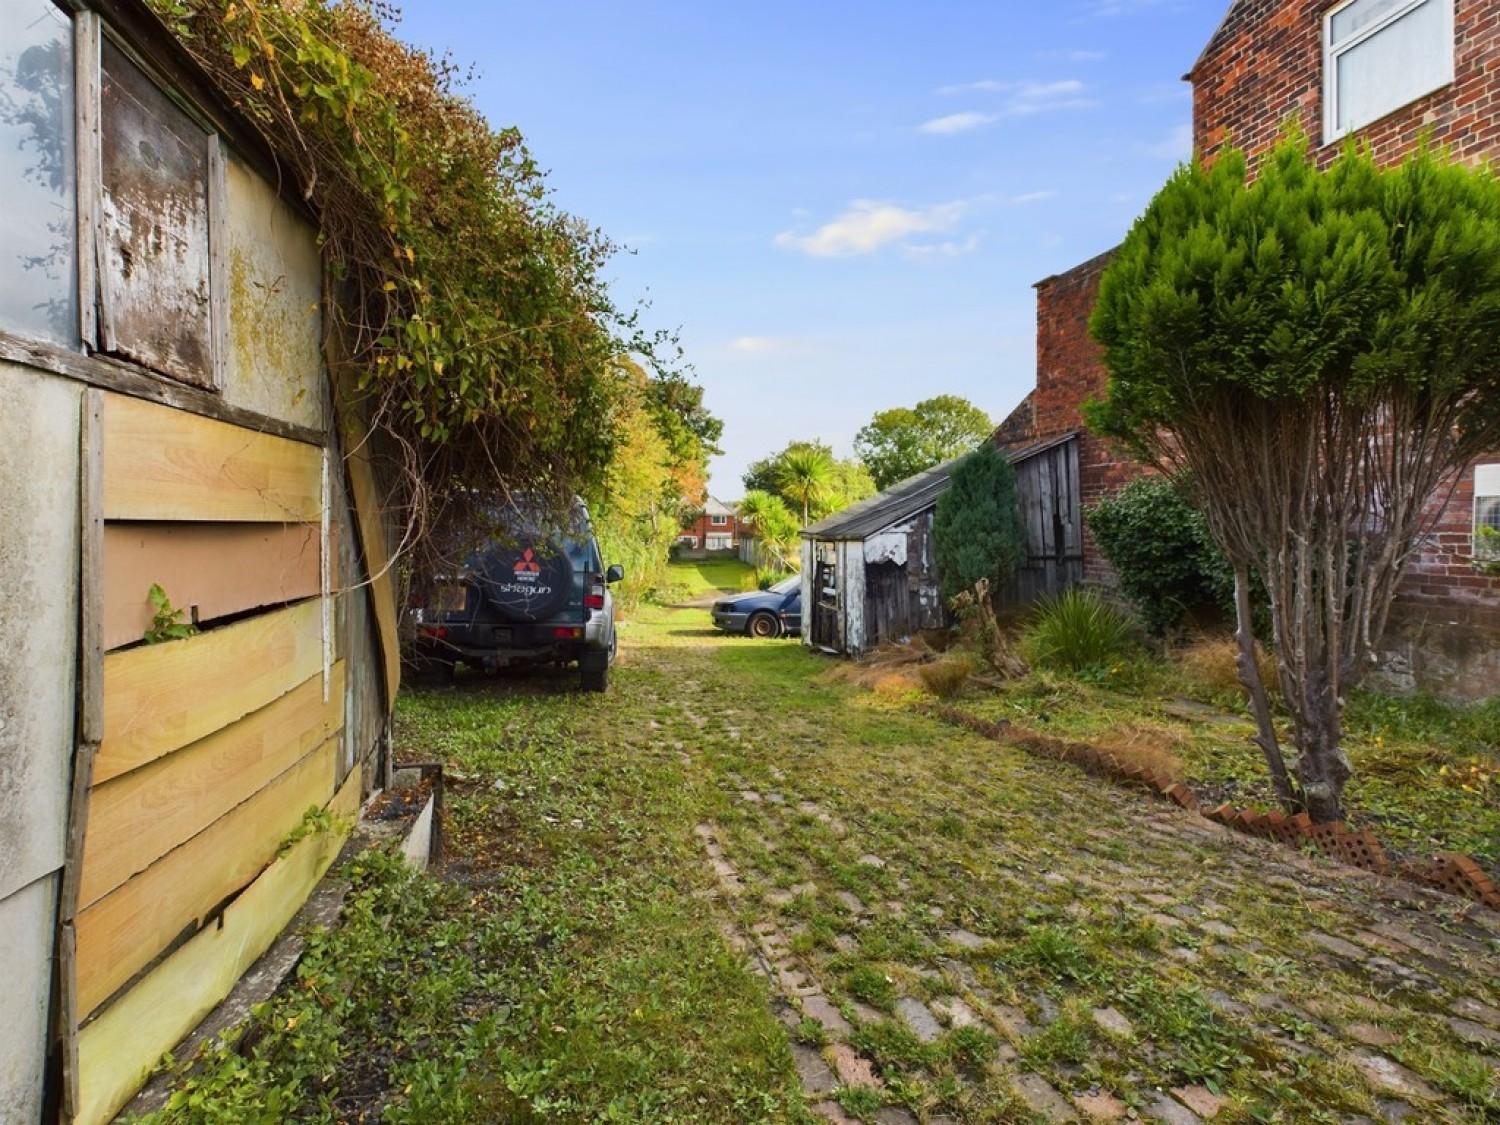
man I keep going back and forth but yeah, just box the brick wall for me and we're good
[1031,250,1145,586]
[1193,0,1500,170]
[1189,0,1500,619]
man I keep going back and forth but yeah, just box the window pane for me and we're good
[1330,0,1415,45]
[101,38,214,387]
[0,0,76,345]
[1336,0,1447,133]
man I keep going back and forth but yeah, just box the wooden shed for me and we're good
[799,434,1082,656]
[0,2,399,1120]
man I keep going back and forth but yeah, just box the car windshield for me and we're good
[769,575,800,595]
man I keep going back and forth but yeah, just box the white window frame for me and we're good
[1323,0,1455,143]
[1474,464,1500,566]
[710,514,728,526]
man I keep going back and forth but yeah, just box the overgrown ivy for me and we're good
[149,0,704,552]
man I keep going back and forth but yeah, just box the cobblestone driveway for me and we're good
[635,630,1500,1123]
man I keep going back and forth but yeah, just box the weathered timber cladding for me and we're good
[99,38,216,387]
[75,769,361,1125]
[102,522,323,650]
[102,392,323,522]
[998,436,1083,610]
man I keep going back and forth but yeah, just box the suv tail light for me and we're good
[585,576,605,611]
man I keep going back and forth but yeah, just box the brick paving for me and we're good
[669,651,1500,1122]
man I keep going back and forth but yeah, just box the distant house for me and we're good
[678,496,744,552]
[995,0,1500,699]
[800,436,1081,656]
[0,2,400,1120]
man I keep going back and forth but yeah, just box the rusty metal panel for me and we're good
[220,154,326,430]
[0,362,80,902]
[99,37,214,387]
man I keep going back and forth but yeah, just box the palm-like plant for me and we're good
[773,447,834,524]
[736,490,800,569]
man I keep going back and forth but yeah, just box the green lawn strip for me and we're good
[945,664,1500,868]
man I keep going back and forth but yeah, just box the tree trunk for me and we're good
[1290,676,1351,824]
[1232,565,1298,812]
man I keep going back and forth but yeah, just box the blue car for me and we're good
[711,575,802,638]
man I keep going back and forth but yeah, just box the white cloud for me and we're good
[775,199,968,258]
[926,79,1095,132]
[905,234,983,261]
[1009,190,1057,204]
[920,112,996,135]
[938,79,1007,96]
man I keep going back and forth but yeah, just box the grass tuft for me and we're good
[918,659,971,699]
[1020,589,1138,674]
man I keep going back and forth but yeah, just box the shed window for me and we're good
[1323,0,1453,141]
[98,37,220,387]
[0,0,76,344]
[1474,465,1500,565]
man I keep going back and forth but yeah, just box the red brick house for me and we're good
[678,496,745,551]
[996,0,1500,697]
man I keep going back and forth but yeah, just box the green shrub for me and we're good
[1020,589,1138,674]
[933,444,1027,602]
[1085,478,1233,635]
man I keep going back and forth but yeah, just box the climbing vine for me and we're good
[149,0,696,553]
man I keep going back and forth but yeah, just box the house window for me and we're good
[1474,464,1500,566]
[96,35,223,388]
[0,0,77,345]
[1324,0,1454,142]
[710,514,728,526]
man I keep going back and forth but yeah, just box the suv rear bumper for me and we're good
[413,617,604,668]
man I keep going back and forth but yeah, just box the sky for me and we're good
[393,0,1228,500]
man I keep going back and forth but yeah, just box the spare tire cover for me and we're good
[474,536,573,622]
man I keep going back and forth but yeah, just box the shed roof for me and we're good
[801,456,967,542]
[799,431,1079,543]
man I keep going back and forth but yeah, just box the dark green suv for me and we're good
[409,497,623,692]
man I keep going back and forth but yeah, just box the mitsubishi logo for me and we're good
[514,548,542,575]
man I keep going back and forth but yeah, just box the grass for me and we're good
[955,649,1500,868]
[133,562,1500,1123]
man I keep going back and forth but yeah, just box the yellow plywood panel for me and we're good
[102,392,323,522]
[74,767,358,1125]
[102,522,324,651]
[344,438,401,704]
[96,598,323,784]
[75,737,337,1018]
[79,664,344,911]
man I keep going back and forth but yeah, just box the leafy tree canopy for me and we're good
[150,0,713,559]
[932,444,1026,603]
[854,395,993,489]
[742,440,875,524]
[1087,137,1500,821]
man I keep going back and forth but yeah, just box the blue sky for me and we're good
[395,1,1227,498]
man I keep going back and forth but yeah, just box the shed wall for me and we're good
[0,363,81,1120]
